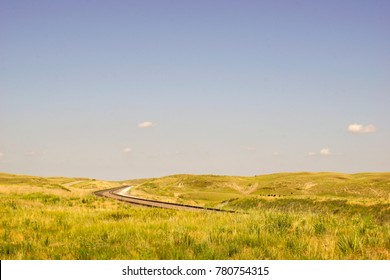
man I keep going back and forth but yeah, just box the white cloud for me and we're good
[0,153,5,163]
[123,148,132,153]
[308,148,331,156]
[26,151,36,156]
[347,123,376,134]
[138,121,153,128]
[246,146,256,151]
[319,148,330,155]
[273,151,280,156]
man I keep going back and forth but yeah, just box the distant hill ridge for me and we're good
[1,172,389,202]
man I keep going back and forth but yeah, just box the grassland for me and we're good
[0,172,389,259]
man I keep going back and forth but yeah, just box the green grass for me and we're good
[124,172,390,203]
[0,172,389,259]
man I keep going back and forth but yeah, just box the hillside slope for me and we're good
[1,171,389,259]
[123,172,390,206]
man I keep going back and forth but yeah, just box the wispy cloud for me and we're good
[0,152,3,157]
[123,147,132,153]
[347,123,376,134]
[138,121,153,128]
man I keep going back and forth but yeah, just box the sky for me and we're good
[1,0,389,180]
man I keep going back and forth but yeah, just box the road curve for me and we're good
[93,186,236,213]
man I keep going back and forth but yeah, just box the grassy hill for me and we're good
[0,172,120,191]
[0,172,389,259]
[124,172,390,207]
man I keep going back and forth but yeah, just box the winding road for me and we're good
[93,186,236,213]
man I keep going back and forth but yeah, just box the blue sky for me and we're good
[1,0,389,180]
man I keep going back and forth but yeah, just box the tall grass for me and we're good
[0,172,389,259]
[0,192,389,259]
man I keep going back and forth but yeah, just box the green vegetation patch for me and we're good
[0,172,389,260]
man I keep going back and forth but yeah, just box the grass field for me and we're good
[0,172,389,259]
